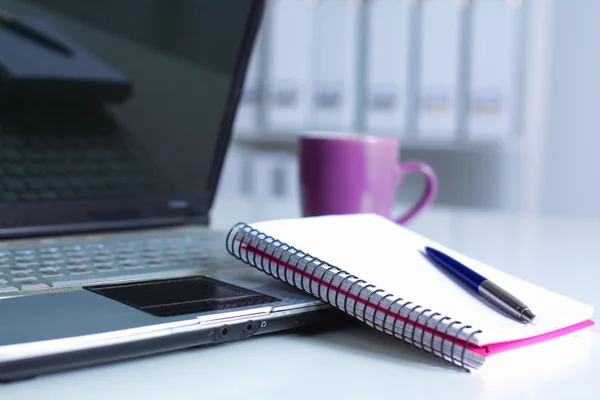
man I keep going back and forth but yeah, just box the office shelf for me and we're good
[232,130,523,154]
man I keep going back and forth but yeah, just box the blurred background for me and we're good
[216,0,600,219]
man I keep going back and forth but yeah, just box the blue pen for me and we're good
[424,246,538,325]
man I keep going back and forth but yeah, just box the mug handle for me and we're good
[393,161,438,224]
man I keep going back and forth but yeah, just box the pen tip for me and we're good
[522,309,538,325]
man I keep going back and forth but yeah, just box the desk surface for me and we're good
[2,197,599,399]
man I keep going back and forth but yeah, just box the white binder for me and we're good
[312,0,361,131]
[252,152,275,199]
[468,0,520,141]
[364,0,412,137]
[262,153,300,199]
[232,29,265,137]
[277,153,300,200]
[417,0,461,140]
[263,0,315,133]
[250,152,299,200]
[216,147,252,198]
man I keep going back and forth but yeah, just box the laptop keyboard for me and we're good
[0,234,233,295]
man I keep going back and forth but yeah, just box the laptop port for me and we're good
[212,320,258,343]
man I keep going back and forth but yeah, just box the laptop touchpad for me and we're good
[84,276,280,317]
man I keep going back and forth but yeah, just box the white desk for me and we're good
[2,197,599,399]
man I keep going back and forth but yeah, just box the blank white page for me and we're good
[250,214,594,345]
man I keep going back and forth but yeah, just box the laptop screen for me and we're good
[0,0,262,237]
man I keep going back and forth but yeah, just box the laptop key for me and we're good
[40,247,60,253]
[0,284,19,293]
[96,265,118,272]
[21,192,38,201]
[17,262,39,269]
[10,272,33,281]
[25,177,47,190]
[93,256,113,262]
[62,245,83,252]
[9,267,32,274]
[41,191,59,200]
[123,265,145,271]
[67,267,92,275]
[14,280,50,290]
[2,178,25,191]
[5,163,25,176]
[147,262,168,268]
[15,249,35,256]
[1,193,19,202]
[41,271,64,278]
[68,258,91,265]
[46,177,68,189]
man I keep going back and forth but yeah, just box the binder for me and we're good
[225,214,595,371]
[252,152,278,200]
[263,0,315,132]
[233,27,265,137]
[312,0,361,131]
[364,0,412,136]
[276,153,300,200]
[216,148,245,198]
[238,152,256,197]
[467,0,520,141]
[254,152,300,200]
[417,0,462,140]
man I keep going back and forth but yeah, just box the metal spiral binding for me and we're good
[226,222,483,369]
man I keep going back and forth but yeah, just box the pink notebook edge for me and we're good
[471,319,595,357]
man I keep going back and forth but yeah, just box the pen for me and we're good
[0,8,72,56]
[424,246,538,325]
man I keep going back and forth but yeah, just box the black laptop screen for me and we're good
[0,0,261,236]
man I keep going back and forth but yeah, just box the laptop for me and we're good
[0,0,341,382]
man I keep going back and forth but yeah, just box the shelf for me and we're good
[232,130,523,154]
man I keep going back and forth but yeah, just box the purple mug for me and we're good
[298,133,438,224]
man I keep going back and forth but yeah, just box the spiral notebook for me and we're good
[224,213,595,371]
